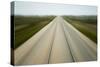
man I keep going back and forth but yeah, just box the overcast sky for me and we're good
[14,1,97,16]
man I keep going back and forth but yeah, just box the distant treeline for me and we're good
[63,15,97,25]
[12,15,56,26]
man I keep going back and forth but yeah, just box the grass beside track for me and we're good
[63,16,97,43]
[14,16,55,49]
